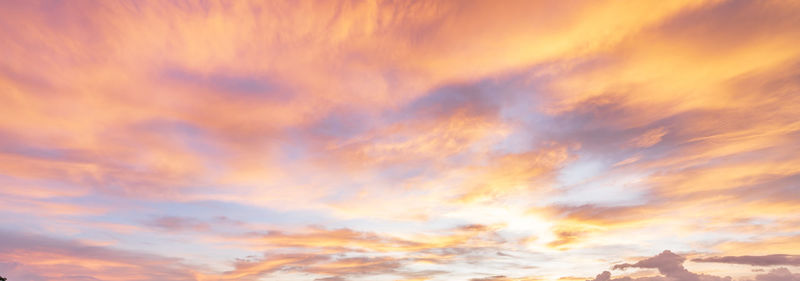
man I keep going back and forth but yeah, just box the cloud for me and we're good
[455,146,571,204]
[196,225,513,280]
[715,235,800,256]
[629,127,668,148]
[470,276,514,281]
[693,254,800,266]
[229,224,507,256]
[548,204,657,228]
[142,215,245,234]
[470,275,542,281]
[304,256,402,276]
[209,253,329,281]
[546,228,586,250]
[144,216,211,232]
[2,0,800,280]
[586,250,770,281]
[212,253,433,281]
[0,230,199,281]
[314,277,347,281]
[746,268,800,281]
[612,250,702,281]
[587,271,613,281]
[161,67,290,101]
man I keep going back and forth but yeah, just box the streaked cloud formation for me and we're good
[1,0,799,280]
[693,255,800,267]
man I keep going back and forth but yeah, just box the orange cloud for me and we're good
[0,231,200,281]
[2,0,800,280]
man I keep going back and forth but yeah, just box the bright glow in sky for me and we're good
[1,1,800,281]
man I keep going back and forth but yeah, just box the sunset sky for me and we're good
[1,1,800,280]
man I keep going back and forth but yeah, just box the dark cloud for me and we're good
[587,271,614,281]
[746,267,800,281]
[585,252,800,281]
[613,250,700,281]
[586,250,734,281]
[693,254,800,266]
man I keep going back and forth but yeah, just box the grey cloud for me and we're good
[747,268,800,281]
[588,250,734,281]
[613,250,701,281]
[693,254,800,266]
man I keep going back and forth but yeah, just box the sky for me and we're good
[0,0,799,280]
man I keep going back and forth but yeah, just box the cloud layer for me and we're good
[1,0,799,280]
[693,255,800,267]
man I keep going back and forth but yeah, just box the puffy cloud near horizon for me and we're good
[609,250,731,281]
[588,251,800,281]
